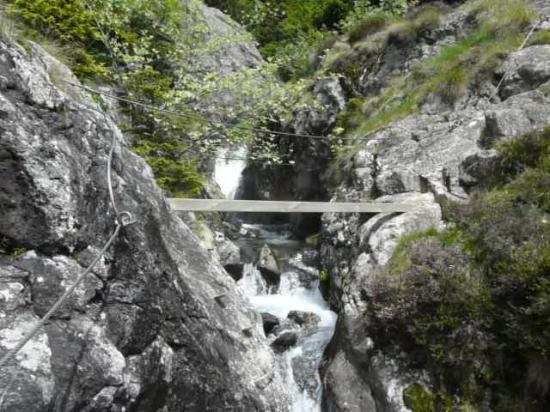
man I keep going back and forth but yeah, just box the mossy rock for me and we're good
[403,384,437,412]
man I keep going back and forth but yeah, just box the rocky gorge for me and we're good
[1,0,550,411]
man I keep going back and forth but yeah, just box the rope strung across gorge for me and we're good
[0,127,136,371]
[63,80,389,143]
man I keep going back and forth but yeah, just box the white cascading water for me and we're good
[213,149,337,412]
[214,145,248,199]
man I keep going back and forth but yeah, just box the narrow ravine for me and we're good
[214,147,337,411]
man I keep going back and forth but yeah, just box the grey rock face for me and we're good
[322,351,377,412]
[196,4,262,76]
[498,45,550,100]
[0,40,290,411]
[318,8,550,411]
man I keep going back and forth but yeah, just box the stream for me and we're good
[214,146,337,411]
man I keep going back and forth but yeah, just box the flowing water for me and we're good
[214,145,248,199]
[213,149,337,411]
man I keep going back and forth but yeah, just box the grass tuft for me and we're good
[386,6,442,46]
[432,67,469,104]
[347,12,390,44]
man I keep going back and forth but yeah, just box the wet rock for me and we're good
[214,231,244,280]
[302,249,320,267]
[287,311,321,328]
[257,244,281,287]
[261,313,280,336]
[287,257,320,288]
[271,332,298,354]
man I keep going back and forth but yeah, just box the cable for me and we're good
[63,80,390,143]
[0,225,122,370]
[0,121,136,370]
[490,18,544,101]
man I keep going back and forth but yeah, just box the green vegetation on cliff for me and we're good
[2,0,312,196]
[373,127,550,411]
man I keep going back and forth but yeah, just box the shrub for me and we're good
[133,140,204,196]
[347,12,390,44]
[372,126,550,409]
[6,0,106,77]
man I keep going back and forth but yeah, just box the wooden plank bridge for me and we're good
[167,198,417,213]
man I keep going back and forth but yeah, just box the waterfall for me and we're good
[214,145,248,199]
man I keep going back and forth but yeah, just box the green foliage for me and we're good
[133,140,204,196]
[6,0,314,193]
[371,127,550,410]
[11,246,27,260]
[403,384,437,412]
[8,0,98,43]
[495,126,550,185]
[6,0,106,77]
[431,67,469,104]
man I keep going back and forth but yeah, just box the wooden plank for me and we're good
[167,198,418,213]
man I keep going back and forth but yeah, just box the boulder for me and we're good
[498,45,550,100]
[214,231,244,280]
[261,313,280,336]
[271,332,298,354]
[287,311,321,328]
[257,244,281,287]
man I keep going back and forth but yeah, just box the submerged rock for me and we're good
[271,332,298,354]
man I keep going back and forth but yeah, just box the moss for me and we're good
[387,227,463,275]
[319,269,330,285]
[11,246,27,260]
[355,92,420,136]
[404,384,437,412]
